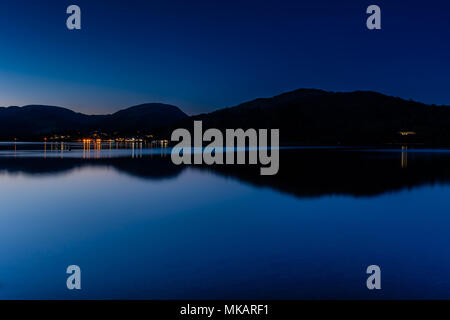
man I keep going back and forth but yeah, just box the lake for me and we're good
[1,142,450,299]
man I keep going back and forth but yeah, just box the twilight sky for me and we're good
[0,0,449,115]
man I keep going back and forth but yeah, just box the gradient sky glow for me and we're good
[0,0,449,114]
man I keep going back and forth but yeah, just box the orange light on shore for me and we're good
[399,131,416,136]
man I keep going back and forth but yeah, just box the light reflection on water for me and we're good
[0,144,450,299]
[0,142,171,159]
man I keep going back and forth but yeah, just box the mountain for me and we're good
[162,89,450,145]
[100,103,188,134]
[3,89,450,145]
[0,103,188,139]
[0,105,92,137]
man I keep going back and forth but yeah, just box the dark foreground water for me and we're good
[1,142,450,299]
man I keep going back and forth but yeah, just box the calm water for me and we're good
[1,142,450,299]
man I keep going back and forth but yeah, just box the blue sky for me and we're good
[0,0,449,114]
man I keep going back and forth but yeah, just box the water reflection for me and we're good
[401,146,408,168]
[1,144,450,198]
[2,144,450,299]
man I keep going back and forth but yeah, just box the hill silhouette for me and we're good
[3,89,450,145]
[0,103,187,139]
[162,89,450,146]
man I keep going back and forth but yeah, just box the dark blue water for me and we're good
[1,143,450,299]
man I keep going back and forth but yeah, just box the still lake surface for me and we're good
[1,142,450,299]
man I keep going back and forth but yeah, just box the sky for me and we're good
[0,0,449,115]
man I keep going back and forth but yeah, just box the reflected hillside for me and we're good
[203,148,450,197]
[1,148,450,197]
[0,156,184,180]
